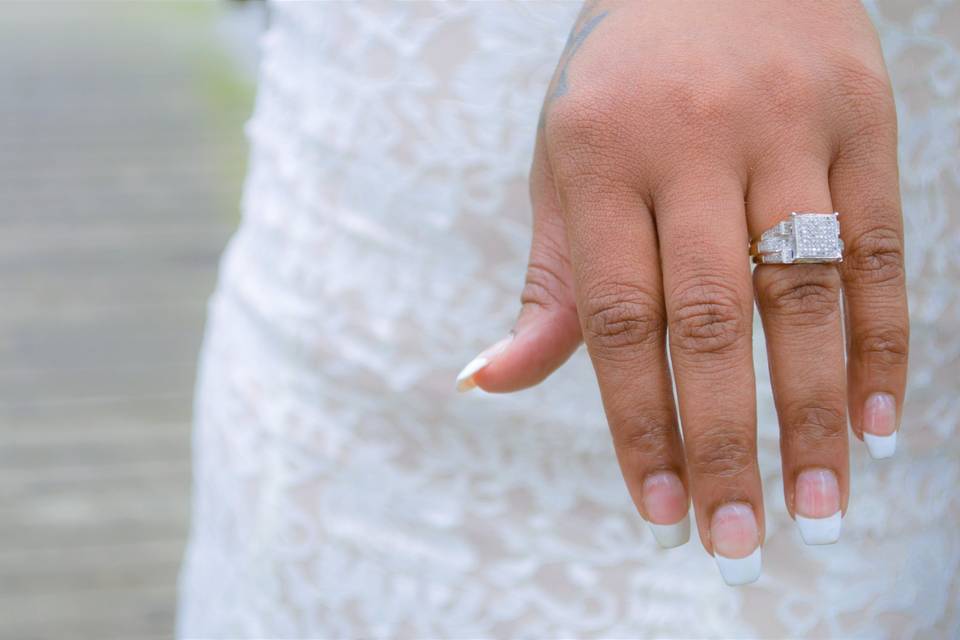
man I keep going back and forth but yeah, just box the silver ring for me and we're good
[750,212,844,265]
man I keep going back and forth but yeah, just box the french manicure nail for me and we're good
[455,333,514,392]
[862,392,897,459]
[648,518,690,549]
[711,502,761,586]
[794,468,842,545]
[864,431,897,459]
[642,471,690,549]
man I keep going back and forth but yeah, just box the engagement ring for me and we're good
[750,212,843,265]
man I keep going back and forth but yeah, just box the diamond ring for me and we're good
[750,212,844,265]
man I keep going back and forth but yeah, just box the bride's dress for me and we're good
[177,2,960,637]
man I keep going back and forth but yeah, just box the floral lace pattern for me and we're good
[178,1,960,637]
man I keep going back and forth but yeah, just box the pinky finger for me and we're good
[830,111,909,460]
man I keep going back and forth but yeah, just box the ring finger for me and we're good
[748,158,849,546]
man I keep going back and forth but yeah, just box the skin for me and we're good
[472,0,908,558]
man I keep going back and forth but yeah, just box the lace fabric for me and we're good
[178,2,960,637]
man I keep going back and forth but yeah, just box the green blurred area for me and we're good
[137,0,259,216]
[167,2,258,206]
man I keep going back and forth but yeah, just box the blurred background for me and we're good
[0,2,262,638]
[3,2,958,639]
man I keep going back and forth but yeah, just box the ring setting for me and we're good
[750,212,843,265]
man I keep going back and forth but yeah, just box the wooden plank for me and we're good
[0,1,253,637]
[0,585,179,640]
[0,459,192,508]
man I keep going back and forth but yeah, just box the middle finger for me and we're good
[655,167,764,586]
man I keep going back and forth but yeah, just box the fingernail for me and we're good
[794,468,842,545]
[642,471,690,548]
[455,334,514,392]
[711,502,761,586]
[862,392,897,459]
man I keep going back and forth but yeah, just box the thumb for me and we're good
[456,138,582,393]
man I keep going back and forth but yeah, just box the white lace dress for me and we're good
[177,2,960,637]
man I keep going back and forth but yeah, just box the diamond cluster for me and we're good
[792,213,842,262]
[753,212,843,264]
[756,221,795,263]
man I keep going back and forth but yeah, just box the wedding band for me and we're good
[750,212,844,265]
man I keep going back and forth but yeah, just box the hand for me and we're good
[456,0,908,585]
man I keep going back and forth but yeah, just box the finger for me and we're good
[457,131,581,393]
[748,157,848,546]
[830,96,908,460]
[656,170,764,584]
[556,170,691,549]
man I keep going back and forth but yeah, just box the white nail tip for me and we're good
[715,547,762,586]
[796,511,842,545]
[864,431,897,459]
[648,515,691,549]
[455,334,514,393]
[455,356,489,392]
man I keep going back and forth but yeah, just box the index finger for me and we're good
[554,168,692,550]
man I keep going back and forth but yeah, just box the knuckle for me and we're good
[834,58,894,107]
[582,281,665,358]
[656,75,737,139]
[783,401,846,446]
[756,58,822,123]
[687,427,756,479]
[832,59,897,133]
[843,224,905,287]
[668,279,749,358]
[756,268,840,325]
[521,244,574,314]
[611,414,676,460]
[544,90,623,158]
[853,325,909,367]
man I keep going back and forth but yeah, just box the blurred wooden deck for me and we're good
[0,4,252,638]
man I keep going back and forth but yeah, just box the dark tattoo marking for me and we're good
[539,4,610,129]
[552,10,609,99]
